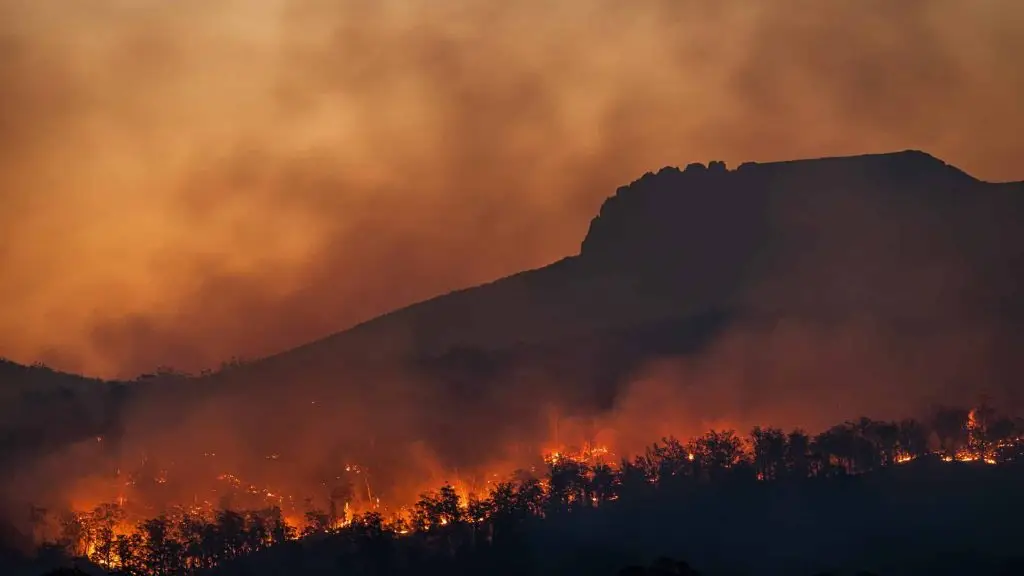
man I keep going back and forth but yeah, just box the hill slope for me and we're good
[3,149,1023,493]
[0,360,125,466]
[233,150,1024,381]
[137,149,1021,470]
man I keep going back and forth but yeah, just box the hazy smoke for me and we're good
[1,0,1022,378]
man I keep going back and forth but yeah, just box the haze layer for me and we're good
[2,0,1023,378]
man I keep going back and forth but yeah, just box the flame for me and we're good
[30,404,1022,574]
[542,443,613,466]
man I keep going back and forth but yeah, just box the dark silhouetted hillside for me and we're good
[195,150,1023,403]
[3,150,1024,576]
[67,149,1014,485]
[5,150,1024,473]
[0,359,126,469]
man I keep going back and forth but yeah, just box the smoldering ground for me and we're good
[1,0,1022,378]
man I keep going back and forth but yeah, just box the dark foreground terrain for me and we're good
[206,463,1024,576]
[11,407,1024,576]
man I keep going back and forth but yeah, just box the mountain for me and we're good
[79,149,1016,470]
[3,150,1023,477]
[223,150,1024,384]
[0,360,126,466]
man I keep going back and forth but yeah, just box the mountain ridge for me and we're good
[3,148,1024,503]
[244,149,1023,376]
[146,148,1024,472]
[4,149,1021,390]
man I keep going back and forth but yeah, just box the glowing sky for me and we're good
[1,0,1022,378]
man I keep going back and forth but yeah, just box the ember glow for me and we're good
[1,3,1023,574]
[17,402,1020,574]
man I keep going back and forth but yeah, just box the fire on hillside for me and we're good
[19,405,1023,574]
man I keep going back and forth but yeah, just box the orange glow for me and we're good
[1,3,1023,573]
[36,401,1020,574]
[0,1,1022,378]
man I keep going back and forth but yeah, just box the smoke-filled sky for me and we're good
[1,0,1022,379]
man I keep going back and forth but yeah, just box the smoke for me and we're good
[0,0,1022,378]
[589,318,1015,459]
[1,0,1023,548]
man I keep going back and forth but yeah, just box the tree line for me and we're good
[36,403,1024,576]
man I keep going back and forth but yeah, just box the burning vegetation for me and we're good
[18,402,1024,575]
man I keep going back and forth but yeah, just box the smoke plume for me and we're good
[1,1,1023,545]
[1,0,1022,378]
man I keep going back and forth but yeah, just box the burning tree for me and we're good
[26,403,1024,575]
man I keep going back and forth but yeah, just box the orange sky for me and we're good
[1,0,1022,378]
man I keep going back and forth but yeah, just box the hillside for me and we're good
[3,149,1023,483]
[0,359,126,468]
[79,149,1017,476]
[218,150,1024,385]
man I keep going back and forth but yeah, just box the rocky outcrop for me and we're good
[578,150,1021,320]
[196,149,1024,415]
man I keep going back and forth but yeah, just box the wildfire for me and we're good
[543,443,613,466]
[28,404,1024,575]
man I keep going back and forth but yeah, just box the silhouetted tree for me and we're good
[619,458,655,499]
[514,477,545,518]
[301,499,332,538]
[814,424,856,476]
[869,420,900,466]
[970,401,999,460]
[750,426,787,480]
[689,430,745,481]
[87,503,124,567]
[57,513,86,557]
[214,509,247,561]
[546,460,591,514]
[784,429,812,479]
[140,515,182,576]
[850,417,883,472]
[591,462,618,503]
[177,511,211,571]
[645,436,691,487]
[412,483,463,531]
[113,532,144,574]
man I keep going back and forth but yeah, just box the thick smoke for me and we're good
[1,0,1022,378]
[1,0,1023,547]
